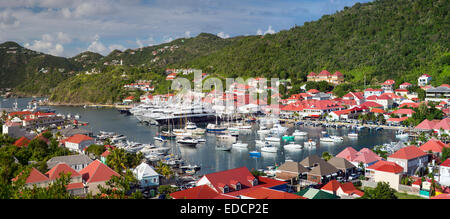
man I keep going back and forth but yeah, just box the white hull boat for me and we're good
[261,145,278,153]
[284,143,303,150]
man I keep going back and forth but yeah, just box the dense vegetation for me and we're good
[182,0,449,89]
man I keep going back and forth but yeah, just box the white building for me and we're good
[439,159,450,187]
[418,74,432,86]
[63,134,95,153]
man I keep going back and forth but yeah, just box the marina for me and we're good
[1,97,401,176]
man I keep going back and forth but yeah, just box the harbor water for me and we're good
[1,98,398,175]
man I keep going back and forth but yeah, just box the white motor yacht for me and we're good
[284,142,303,150]
[232,141,248,148]
[293,130,308,137]
[261,144,278,153]
[177,137,198,147]
[265,136,281,142]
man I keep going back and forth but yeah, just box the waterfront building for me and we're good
[391,108,415,117]
[62,134,95,153]
[336,147,382,168]
[327,157,357,178]
[275,161,309,184]
[387,146,428,176]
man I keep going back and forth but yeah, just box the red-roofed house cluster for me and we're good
[170,167,302,199]
[12,160,120,196]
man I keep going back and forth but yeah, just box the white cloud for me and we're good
[87,35,107,54]
[57,32,72,44]
[108,44,126,52]
[256,25,276,35]
[256,29,263,35]
[185,31,191,38]
[25,39,64,56]
[217,32,230,39]
[264,25,275,35]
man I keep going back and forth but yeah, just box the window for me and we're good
[236,183,241,191]
[223,186,229,193]
[253,179,258,186]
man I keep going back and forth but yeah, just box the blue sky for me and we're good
[0,0,371,57]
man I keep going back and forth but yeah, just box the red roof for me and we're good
[392,109,415,115]
[360,101,383,108]
[387,117,408,123]
[371,108,385,114]
[124,96,134,100]
[14,137,30,147]
[433,118,450,131]
[336,147,359,161]
[419,139,450,153]
[13,168,49,184]
[307,72,316,77]
[321,180,364,197]
[388,146,427,160]
[67,182,85,190]
[382,80,395,85]
[321,180,341,192]
[64,134,94,144]
[441,159,450,167]
[318,70,331,77]
[307,89,320,94]
[367,160,404,174]
[354,148,382,164]
[170,185,238,199]
[79,160,120,183]
[420,74,432,78]
[400,82,412,86]
[415,119,441,130]
[399,102,420,108]
[365,88,383,92]
[332,71,343,77]
[240,187,305,199]
[46,163,81,180]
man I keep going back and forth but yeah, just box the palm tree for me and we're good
[155,161,174,178]
[107,149,127,174]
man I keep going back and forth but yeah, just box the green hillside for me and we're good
[181,0,449,87]
[2,0,449,102]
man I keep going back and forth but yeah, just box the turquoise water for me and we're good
[1,97,397,175]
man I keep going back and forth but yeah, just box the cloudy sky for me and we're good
[0,0,371,57]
